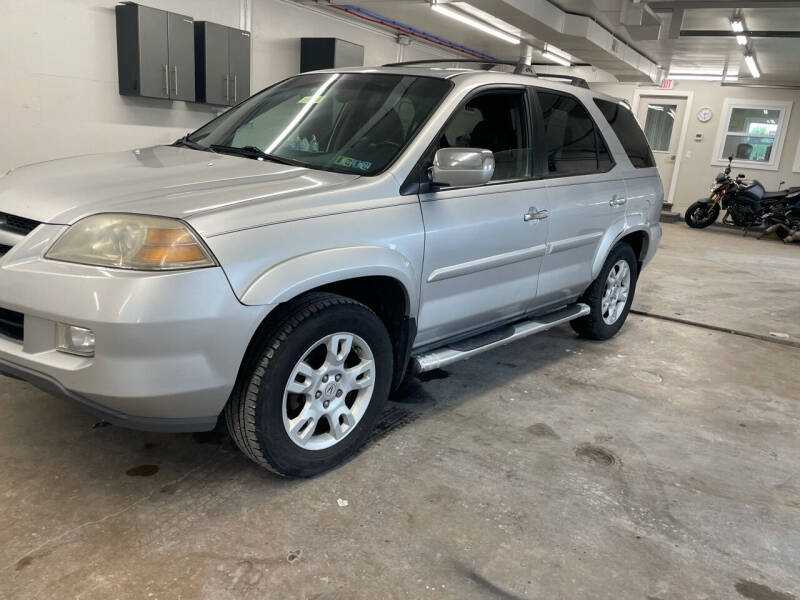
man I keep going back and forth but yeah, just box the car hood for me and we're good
[0,146,361,237]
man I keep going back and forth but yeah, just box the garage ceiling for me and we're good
[298,0,800,84]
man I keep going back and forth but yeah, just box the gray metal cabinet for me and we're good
[195,22,251,106]
[229,29,251,105]
[167,13,196,102]
[115,2,195,101]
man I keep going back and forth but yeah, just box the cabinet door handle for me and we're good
[163,64,169,96]
[173,65,178,97]
[224,75,229,103]
[233,74,237,103]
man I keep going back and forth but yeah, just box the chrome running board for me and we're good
[411,303,590,373]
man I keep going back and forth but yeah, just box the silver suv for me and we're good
[0,62,662,476]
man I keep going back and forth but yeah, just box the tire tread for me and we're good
[224,293,377,476]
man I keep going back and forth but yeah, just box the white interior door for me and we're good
[637,96,687,200]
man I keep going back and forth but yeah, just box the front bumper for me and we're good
[0,226,269,431]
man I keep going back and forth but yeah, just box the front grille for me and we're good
[0,212,41,235]
[0,307,24,341]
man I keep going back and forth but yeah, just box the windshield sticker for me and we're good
[298,95,324,104]
[334,156,372,172]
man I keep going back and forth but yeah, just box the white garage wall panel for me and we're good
[0,0,454,173]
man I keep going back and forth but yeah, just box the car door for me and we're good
[415,87,550,348]
[531,89,627,311]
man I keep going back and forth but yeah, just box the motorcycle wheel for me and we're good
[685,201,721,229]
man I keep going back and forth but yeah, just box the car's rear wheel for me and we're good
[570,242,638,340]
[225,293,393,477]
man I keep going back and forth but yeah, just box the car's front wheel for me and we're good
[570,242,639,340]
[225,293,393,477]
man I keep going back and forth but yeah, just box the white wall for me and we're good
[593,80,800,214]
[0,0,456,173]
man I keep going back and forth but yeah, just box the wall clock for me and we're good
[697,106,713,123]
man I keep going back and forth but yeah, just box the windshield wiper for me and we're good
[209,144,295,166]
[173,135,212,152]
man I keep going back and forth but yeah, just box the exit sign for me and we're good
[659,79,674,89]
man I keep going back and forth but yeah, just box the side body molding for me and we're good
[240,245,419,312]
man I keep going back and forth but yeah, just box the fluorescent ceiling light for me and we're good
[744,54,760,78]
[451,2,522,38]
[668,73,723,81]
[541,44,571,66]
[431,3,520,44]
[542,51,571,66]
[730,19,744,33]
[736,35,748,45]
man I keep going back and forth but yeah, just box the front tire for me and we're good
[685,201,720,228]
[571,243,638,340]
[225,293,393,477]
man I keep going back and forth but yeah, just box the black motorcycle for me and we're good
[761,195,800,243]
[684,156,800,229]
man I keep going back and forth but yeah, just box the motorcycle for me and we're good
[684,156,800,230]
[761,194,800,243]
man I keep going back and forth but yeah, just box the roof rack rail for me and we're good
[382,59,590,88]
[383,59,536,75]
[535,73,590,89]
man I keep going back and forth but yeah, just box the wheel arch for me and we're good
[591,226,650,280]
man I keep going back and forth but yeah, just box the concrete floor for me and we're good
[1,223,799,600]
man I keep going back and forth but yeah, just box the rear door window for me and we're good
[537,91,612,176]
[593,98,656,168]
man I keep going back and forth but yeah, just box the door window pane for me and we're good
[539,92,604,176]
[439,91,531,181]
[594,99,656,168]
[643,103,676,151]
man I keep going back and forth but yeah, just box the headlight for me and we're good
[46,214,215,270]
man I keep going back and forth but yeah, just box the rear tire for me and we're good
[225,292,393,477]
[684,201,720,228]
[570,243,638,340]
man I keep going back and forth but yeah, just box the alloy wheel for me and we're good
[601,260,631,325]
[282,332,375,451]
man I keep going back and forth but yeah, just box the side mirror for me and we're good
[429,148,494,188]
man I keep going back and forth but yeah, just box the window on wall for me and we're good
[713,98,793,171]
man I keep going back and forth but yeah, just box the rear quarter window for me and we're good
[593,99,656,168]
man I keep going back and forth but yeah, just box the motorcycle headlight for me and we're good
[46,214,215,271]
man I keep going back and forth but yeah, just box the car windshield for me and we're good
[187,73,452,175]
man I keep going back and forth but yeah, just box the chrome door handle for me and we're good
[163,64,169,95]
[609,195,627,207]
[233,74,238,102]
[224,75,230,103]
[173,65,178,97]
[524,208,550,222]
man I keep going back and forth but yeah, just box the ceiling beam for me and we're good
[667,8,683,39]
[680,29,800,38]
[649,1,800,8]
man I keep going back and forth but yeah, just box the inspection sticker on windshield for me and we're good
[334,156,372,172]
[298,95,324,104]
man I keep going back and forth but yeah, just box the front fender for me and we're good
[240,245,419,313]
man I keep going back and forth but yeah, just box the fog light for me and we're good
[56,323,95,357]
